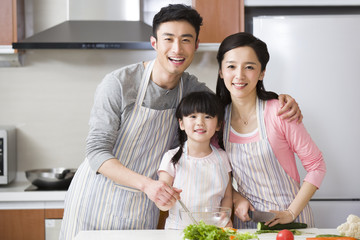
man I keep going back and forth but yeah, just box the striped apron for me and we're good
[60,60,183,239]
[224,98,314,229]
[166,142,230,229]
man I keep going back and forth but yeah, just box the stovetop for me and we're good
[24,184,68,191]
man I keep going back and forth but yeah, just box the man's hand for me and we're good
[278,94,303,124]
[144,179,181,211]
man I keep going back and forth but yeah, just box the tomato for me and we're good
[276,230,294,240]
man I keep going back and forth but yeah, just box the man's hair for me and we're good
[152,4,203,41]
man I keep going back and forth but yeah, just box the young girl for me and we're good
[156,91,233,229]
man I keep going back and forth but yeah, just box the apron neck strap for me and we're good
[136,59,183,106]
[136,60,155,105]
[225,97,267,142]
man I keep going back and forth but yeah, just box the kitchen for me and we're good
[1,0,360,239]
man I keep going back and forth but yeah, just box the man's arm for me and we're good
[278,94,303,123]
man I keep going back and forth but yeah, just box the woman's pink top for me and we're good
[229,99,326,188]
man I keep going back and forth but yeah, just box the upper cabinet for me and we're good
[193,0,245,43]
[0,0,24,53]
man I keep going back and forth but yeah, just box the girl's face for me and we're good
[179,112,220,144]
[219,46,265,100]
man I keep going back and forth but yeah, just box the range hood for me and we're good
[12,20,153,50]
[12,0,153,50]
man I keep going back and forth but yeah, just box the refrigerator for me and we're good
[252,14,360,227]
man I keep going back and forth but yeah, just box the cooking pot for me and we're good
[25,168,76,190]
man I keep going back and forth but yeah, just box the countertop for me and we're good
[0,178,66,209]
[74,228,340,240]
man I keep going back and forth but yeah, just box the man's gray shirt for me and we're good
[86,61,211,171]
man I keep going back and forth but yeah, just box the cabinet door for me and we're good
[0,0,24,46]
[0,0,13,45]
[193,0,244,43]
[45,208,64,219]
[0,209,45,240]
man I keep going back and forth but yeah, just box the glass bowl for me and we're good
[180,206,231,227]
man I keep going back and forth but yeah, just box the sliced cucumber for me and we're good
[257,222,307,230]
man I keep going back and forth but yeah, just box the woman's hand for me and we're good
[265,209,294,227]
[233,191,254,222]
[278,94,303,123]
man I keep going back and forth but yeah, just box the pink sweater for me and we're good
[229,99,326,188]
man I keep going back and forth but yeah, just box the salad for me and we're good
[183,221,258,240]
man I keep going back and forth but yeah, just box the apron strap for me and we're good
[136,59,155,106]
[136,59,183,106]
[225,98,268,142]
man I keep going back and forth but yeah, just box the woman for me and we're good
[216,32,326,228]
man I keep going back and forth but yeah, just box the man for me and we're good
[60,4,300,239]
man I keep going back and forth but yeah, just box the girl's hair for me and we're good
[216,32,278,106]
[171,91,225,166]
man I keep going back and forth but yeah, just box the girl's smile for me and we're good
[179,112,220,144]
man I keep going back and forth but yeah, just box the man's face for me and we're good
[151,21,199,76]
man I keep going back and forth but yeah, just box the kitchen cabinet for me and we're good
[0,208,63,240]
[0,0,24,53]
[192,0,245,43]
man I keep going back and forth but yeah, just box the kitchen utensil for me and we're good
[248,210,276,222]
[167,184,198,225]
[180,206,231,227]
[55,169,71,179]
[25,168,76,190]
[178,199,199,225]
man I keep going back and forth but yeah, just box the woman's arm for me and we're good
[267,181,317,226]
[266,101,326,226]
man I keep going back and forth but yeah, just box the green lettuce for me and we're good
[183,221,258,240]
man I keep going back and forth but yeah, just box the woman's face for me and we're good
[219,46,265,100]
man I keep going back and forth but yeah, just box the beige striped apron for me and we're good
[224,98,314,229]
[166,142,230,229]
[60,60,183,239]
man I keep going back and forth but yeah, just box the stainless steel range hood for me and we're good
[12,0,153,50]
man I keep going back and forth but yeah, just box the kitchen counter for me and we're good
[74,228,340,240]
[0,180,66,209]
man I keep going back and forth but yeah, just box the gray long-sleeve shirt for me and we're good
[86,61,211,171]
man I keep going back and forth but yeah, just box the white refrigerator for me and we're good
[252,15,360,227]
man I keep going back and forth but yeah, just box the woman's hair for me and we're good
[216,32,278,106]
[152,4,203,41]
[171,91,225,166]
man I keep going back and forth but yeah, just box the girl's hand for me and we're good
[225,219,233,228]
[233,191,254,222]
[278,94,303,123]
[143,179,181,211]
[265,209,295,227]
